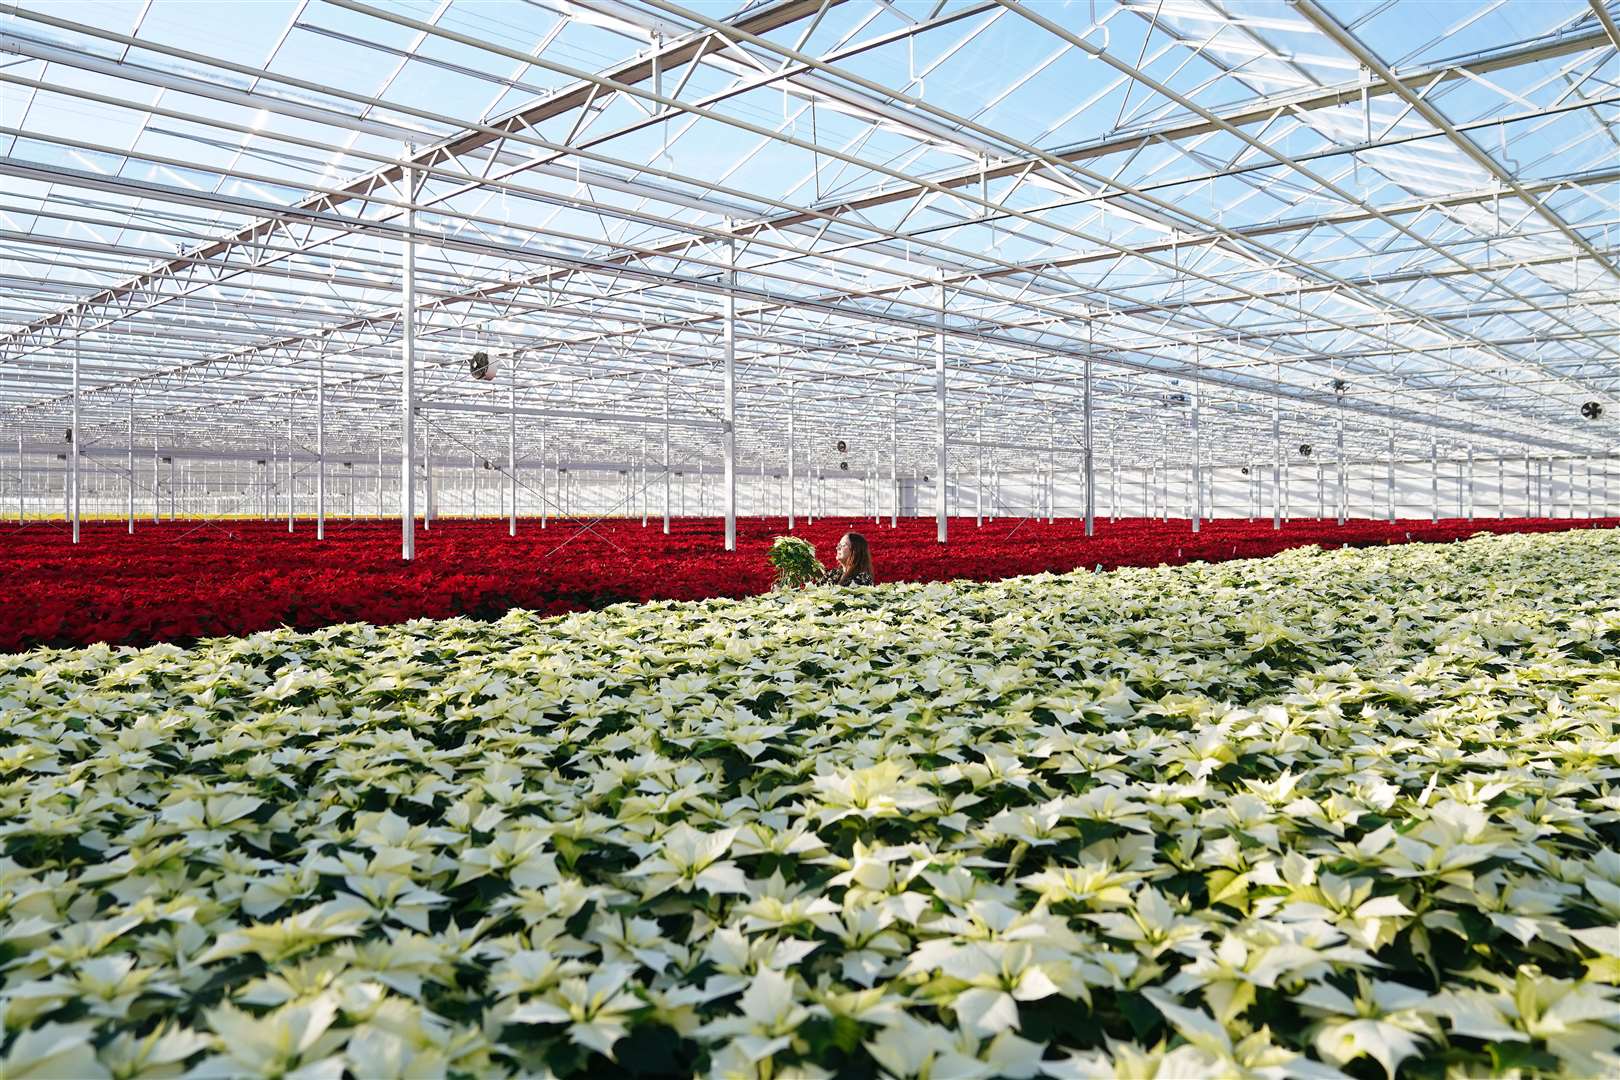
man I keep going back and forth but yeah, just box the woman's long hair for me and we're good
[840,531,874,584]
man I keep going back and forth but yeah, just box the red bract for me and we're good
[1,515,1612,652]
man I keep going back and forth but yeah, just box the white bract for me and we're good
[0,530,1617,1076]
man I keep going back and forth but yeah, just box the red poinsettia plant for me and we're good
[1,514,1611,651]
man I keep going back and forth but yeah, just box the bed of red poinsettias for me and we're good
[2,514,1614,651]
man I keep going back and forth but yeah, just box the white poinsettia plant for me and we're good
[1,529,1618,1079]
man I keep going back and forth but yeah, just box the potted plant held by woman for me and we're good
[766,535,824,590]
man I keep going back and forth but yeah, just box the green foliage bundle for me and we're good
[766,533,825,590]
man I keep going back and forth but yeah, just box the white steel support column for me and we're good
[401,161,417,561]
[872,447,879,525]
[1497,455,1505,519]
[1045,414,1055,525]
[1465,445,1475,522]
[541,433,548,528]
[59,410,68,520]
[975,407,984,528]
[1335,403,1346,525]
[1109,451,1117,522]
[890,393,898,528]
[508,360,517,537]
[167,455,175,521]
[1282,458,1290,522]
[70,337,80,542]
[376,443,383,520]
[1586,456,1594,519]
[471,452,478,519]
[722,237,737,552]
[935,280,947,544]
[126,399,134,533]
[316,356,326,541]
[1387,430,1396,522]
[1191,383,1202,534]
[1430,440,1440,523]
[1271,371,1282,530]
[423,426,432,531]
[1083,357,1095,536]
[787,383,796,530]
[662,379,671,534]
[1164,461,1171,522]
[1315,460,1325,521]
[1524,454,1532,518]
[15,432,21,524]
[286,410,294,533]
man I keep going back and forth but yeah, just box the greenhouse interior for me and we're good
[2,0,1618,1076]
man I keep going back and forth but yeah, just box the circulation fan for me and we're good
[839,461,849,471]
[1331,378,1348,396]
[483,459,495,470]
[1241,466,1251,475]
[468,351,495,381]
[1299,443,1313,457]
[836,439,848,453]
[1582,401,1604,420]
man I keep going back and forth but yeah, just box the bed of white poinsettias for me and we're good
[2,530,1619,1080]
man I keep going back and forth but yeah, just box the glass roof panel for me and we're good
[0,0,1614,466]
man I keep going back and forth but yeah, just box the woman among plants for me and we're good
[766,532,874,589]
[815,531,874,586]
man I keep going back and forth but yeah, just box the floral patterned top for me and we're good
[817,567,873,586]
